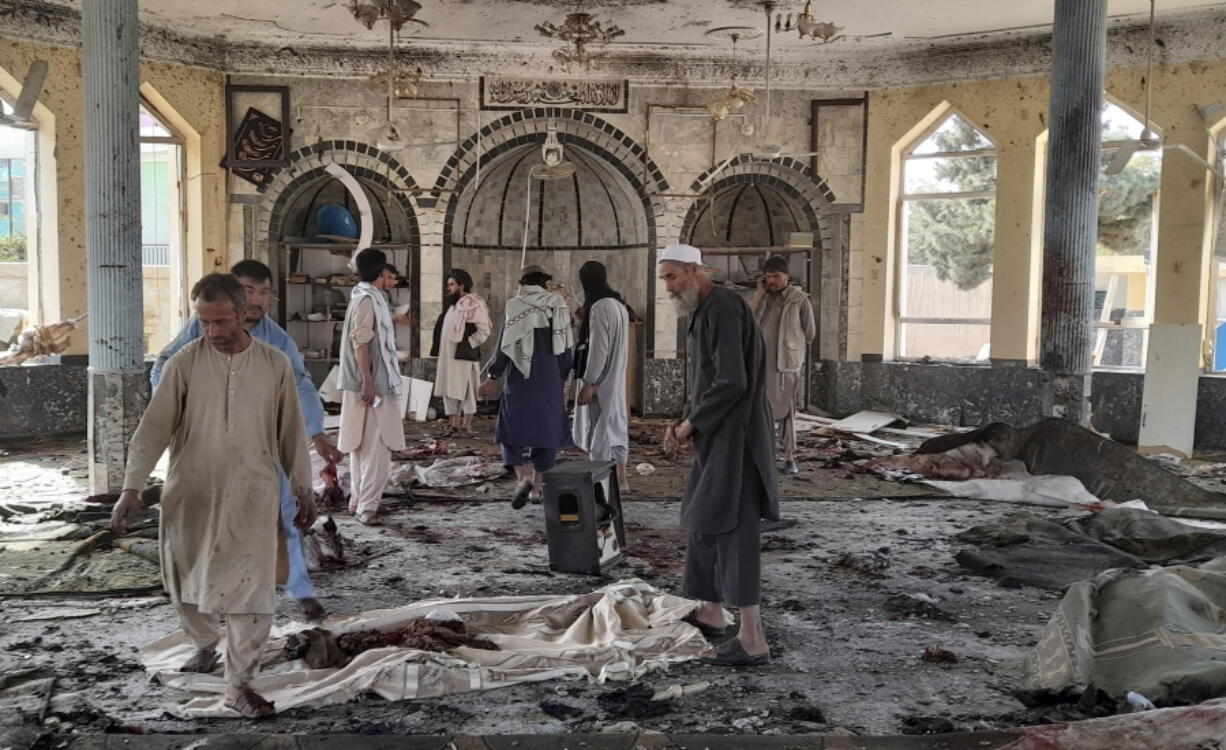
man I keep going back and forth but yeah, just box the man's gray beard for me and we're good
[670,286,700,317]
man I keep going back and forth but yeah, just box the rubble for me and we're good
[884,593,954,621]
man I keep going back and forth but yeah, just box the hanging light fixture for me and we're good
[705,27,761,123]
[774,0,844,43]
[347,0,423,33]
[372,22,408,152]
[535,2,625,69]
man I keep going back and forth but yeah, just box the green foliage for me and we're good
[0,235,27,262]
[905,114,1161,291]
[906,118,996,291]
[1097,152,1160,256]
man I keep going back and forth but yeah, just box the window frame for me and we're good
[894,113,997,361]
[137,98,188,354]
[1090,103,1163,371]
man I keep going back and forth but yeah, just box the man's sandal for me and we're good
[355,512,381,526]
[296,597,326,621]
[682,612,728,639]
[511,482,532,510]
[701,638,770,668]
[225,687,275,719]
[179,649,221,673]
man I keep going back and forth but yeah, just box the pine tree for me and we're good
[905,117,995,290]
[904,116,1159,291]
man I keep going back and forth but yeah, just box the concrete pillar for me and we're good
[83,0,146,493]
[1038,0,1108,422]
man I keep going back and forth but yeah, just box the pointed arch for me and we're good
[893,101,998,362]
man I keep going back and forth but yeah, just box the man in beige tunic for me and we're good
[748,255,816,475]
[338,249,407,524]
[110,274,316,719]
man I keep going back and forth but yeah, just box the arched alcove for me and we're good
[450,140,650,324]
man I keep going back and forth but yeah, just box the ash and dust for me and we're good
[0,418,1109,738]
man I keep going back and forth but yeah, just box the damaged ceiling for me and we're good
[74,0,1226,52]
[5,0,1226,85]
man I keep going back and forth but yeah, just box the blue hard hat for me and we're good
[315,203,358,239]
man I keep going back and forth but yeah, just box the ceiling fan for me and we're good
[1104,0,1226,184]
[1104,0,1160,175]
[0,61,48,131]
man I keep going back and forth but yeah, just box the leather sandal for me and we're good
[682,611,727,639]
[224,687,275,719]
[180,648,221,674]
[355,512,381,526]
[701,638,770,668]
[296,597,326,621]
[511,482,532,510]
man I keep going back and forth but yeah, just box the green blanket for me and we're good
[1024,562,1226,706]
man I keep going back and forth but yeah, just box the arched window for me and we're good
[897,112,996,361]
[1095,101,1160,370]
[139,100,186,355]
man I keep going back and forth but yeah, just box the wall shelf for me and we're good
[280,241,412,387]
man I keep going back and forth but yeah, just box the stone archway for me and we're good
[433,109,670,411]
[254,141,422,361]
[676,156,840,408]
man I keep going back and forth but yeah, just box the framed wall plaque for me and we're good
[480,76,628,113]
[224,84,291,169]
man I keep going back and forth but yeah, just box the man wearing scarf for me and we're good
[658,243,778,668]
[571,260,632,492]
[480,265,574,509]
[430,268,492,437]
[338,249,407,525]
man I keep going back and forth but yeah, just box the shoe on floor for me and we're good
[511,482,532,510]
[701,637,770,667]
[296,597,326,621]
[682,611,727,639]
[355,512,381,526]
[761,517,798,532]
[783,460,800,475]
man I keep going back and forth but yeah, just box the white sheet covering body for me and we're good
[142,580,712,717]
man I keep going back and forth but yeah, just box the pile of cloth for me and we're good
[141,579,711,717]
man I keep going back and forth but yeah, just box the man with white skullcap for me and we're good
[658,243,779,667]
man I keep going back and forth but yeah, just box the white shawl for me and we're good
[499,285,573,378]
[349,281,402,396]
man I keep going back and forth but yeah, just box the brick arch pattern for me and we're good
[681,155,837,250]
[432,108,670,198]
[257,141,421,238]
[253,141,423,351]
[433,110,672,377]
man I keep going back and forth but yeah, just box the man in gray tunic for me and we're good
[659,244,779,667]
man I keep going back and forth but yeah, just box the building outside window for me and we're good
[0,97,34,340]
[1210,139,1226,372]
[897,112,996,361]
[1095,101,1161,370]
[139,101,185,355]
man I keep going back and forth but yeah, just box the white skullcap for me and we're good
[659,244,703,266]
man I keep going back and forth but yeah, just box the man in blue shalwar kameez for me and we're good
[481,265,574,510]
[151,260,343,620]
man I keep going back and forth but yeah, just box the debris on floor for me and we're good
[917,418,1226,511]
[414,456,508,488]
[955,506,1226,589]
